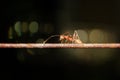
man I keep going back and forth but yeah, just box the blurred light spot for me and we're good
[38,24,44,33]
[88,49,114,64]
[100,32,109,43]
[89,29,105,43]
[29,21,39,34]
[107,31,117,43]
[17,53,25,62]
[77,29,88,42]
[27,49,34,55]
[36,38,44,43]
[14,21,21,37]
[21,22,28,33]
[66,48,115,65]
[44,24,54,34]
[8,26,13,39]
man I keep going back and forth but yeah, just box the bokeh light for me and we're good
[44,24,54,34]
[29,21,39,34]
[21,22,29,33]
[14,21,22,37]
[65,48,115,65]
[89,29,105,43]
[8,26,13,39]
[38,24,44,33]
[89,29,117,43]
[106,31,117,43]
[17,52,25,62]
[77,29,88,43]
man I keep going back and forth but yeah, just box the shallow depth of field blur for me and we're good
[1,0,120,80]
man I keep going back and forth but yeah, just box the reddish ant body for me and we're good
[60,31,82,43]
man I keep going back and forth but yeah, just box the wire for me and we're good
[0,43,120,48]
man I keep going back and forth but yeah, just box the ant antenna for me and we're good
[43,35,60,44]
[43,31,72,44]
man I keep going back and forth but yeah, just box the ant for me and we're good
[43,30,82,44]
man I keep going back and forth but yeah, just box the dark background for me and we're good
[0,0,120,80]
